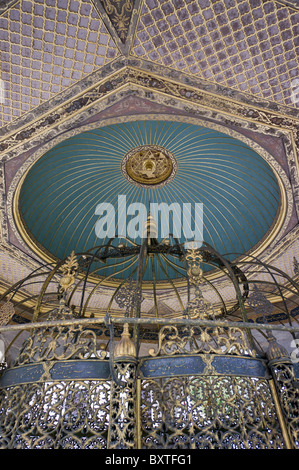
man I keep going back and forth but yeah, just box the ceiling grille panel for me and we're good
[0,0,120,127]
[131,0,299,108]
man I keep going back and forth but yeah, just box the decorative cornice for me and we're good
[0,59,129,150]
[126,58,299,119]
[1,62,299,158]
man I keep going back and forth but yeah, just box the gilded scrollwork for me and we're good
[101,0,134,43]
[185,248,204,286]
[114,279,144,317]
[108,361,137,448]
[148,324,255,358]
[59,251,79,295]
[15,303,107,366]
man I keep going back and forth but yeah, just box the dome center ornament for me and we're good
[121,145,177,187]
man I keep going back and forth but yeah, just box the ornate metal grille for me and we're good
[0,380,111,449]
[0,321,298,449]
[0,243,298,449]
[270,363,299,448]
[140,375,284,449]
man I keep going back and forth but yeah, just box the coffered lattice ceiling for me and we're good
[0,0,120,127]
[0,0,298,129]
[132,0,298,104]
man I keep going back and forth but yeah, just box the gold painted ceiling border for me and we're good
[0,59,299,158]
[0,61,129,156]
[1,58,299,157]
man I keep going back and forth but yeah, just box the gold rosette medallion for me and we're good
[122,145,177,187]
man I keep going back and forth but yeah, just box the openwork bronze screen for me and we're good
[0,243,298,449]
[139,375,283,449]
[0,380,111,448]
[0,317,298,449]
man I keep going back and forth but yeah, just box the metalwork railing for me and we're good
[0,314,298,449]
[0,242,298,449]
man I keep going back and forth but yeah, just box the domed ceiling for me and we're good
[15,119,282,282]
